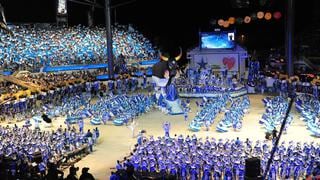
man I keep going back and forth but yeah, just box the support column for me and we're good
[105,0,114,78]
[285,0,294,76]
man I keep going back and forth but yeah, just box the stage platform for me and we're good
[3,94,318,179]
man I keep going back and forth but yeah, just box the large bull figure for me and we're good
[152,48,182,96]
[0,3,13,36]
[152,48,184,115]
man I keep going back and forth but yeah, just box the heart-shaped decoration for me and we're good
[222,57,236,70]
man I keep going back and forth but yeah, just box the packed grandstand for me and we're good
[0,24,157,72]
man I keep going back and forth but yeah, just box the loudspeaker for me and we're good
[245,157,262,179]
[42,114,52,123]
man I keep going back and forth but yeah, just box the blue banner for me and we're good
[139,59,159,65]
[2,71,13,76]
[43,64,108,72]
[96,74,119,80]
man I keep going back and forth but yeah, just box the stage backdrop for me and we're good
[193,53,239,72]
[187,46,247,75]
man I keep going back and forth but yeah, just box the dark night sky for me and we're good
[0,0,317,52]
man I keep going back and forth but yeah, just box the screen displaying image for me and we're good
[201,31,235,49]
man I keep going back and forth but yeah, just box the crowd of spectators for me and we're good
[0,124,98,180]
[0,73,90,121]
[0,68,154,121]
[0,24,157,72]
[0,81,26,96]
[16,71,98,90]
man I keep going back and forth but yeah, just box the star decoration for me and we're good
[198,58,207,69]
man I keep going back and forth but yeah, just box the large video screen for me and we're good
[200,31,235,49]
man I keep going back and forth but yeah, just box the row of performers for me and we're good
[257,79,320,98]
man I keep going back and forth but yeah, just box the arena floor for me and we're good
[5,94,318,179]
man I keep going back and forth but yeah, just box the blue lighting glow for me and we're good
[201,31,235,49]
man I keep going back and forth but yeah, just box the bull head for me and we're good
[159,47,182,62]
[0,3,13,36]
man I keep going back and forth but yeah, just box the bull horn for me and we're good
[174,47,182,61]
[159,52,169,61]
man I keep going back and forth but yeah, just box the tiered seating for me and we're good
[0,24,156,71]
[0,80,29,109]
[0,80,25,95]
[17,71,97,90]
